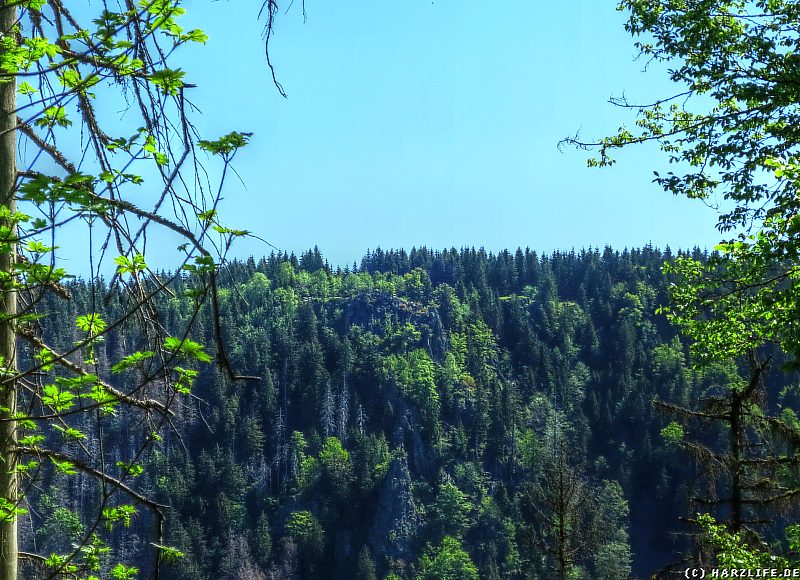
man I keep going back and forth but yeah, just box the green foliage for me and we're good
[697,513,787,570]
[110,563,139,580]
[35,506,83,548]
[356,546,377,580]
[163,337,212,363]
[284,510,325,574]
[384,321,422,352]
[0,0,259,575]
[584,0,800,364]
[385,349,440,424]
[430,482,472,539]
[575,1,800,356]
[416,536,479,580]
[21,246,714,578]
[595,481,633,579]
[76,313,106,336]
[41,383,75,412]
[251,513,272,566]
[576,0,800,569]
[116,461,144,478]
[110,351,155,374]
[285,511,324,544]
[102,505,137,530]
[198,131,252,160]
[660,421,684,445]
[147,67,186,95]
[318,436,353,499]
[154,544,185,565]
[594,540,633,580]
[114,254,148,276]
[662,156,800,366]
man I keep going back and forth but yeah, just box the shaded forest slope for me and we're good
[35,246,774,579]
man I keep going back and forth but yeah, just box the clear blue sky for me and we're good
[178,0,721,266]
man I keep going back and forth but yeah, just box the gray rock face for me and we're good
[341,291,446,361]
[369,453,418,565]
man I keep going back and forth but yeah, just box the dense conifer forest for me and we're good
[25,245,795,579]
[7,0,800,576]
[5,0,800,577]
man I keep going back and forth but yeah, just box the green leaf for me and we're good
[114,254,148,276]
[45,553,77,573]
[111,351,155,374]
[18,434,44,447]
[102,505,137,529]
[198,131,252,159]
[15,460,38,475]
[22,0,47,11]
[76,313,106,335]
[0,497,27,523]
[26,240,55,254]
[147,68,185,95]
[53,425,86,441]
[183,29,208,44]
[110,563,139,580]
[35,348,55,371]
[153,544,185,564]
[33,106,71,128]
[163,337,212,363]
[50,458,77,476]
[42,384,76,412]
[17,81,37,95]
[173,366,197,394]
[197,209,217,222]
[115,461,143,477]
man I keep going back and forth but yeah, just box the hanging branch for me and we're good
[0,0,286,577]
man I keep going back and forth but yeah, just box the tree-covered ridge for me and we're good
[31,245,793,579]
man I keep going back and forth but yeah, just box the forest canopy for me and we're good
[27,244,768,579]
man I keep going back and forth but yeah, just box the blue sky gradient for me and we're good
[178,0,722,266]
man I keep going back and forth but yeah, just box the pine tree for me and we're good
[355,545,377,580]
[322,381,335,438]
[337,373,350,443]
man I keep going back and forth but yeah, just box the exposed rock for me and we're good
[369,452,418,564]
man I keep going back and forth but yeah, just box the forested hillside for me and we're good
[27,246,793,579]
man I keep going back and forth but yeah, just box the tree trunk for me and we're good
[730,391,743,533]
[0,2,18,578]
